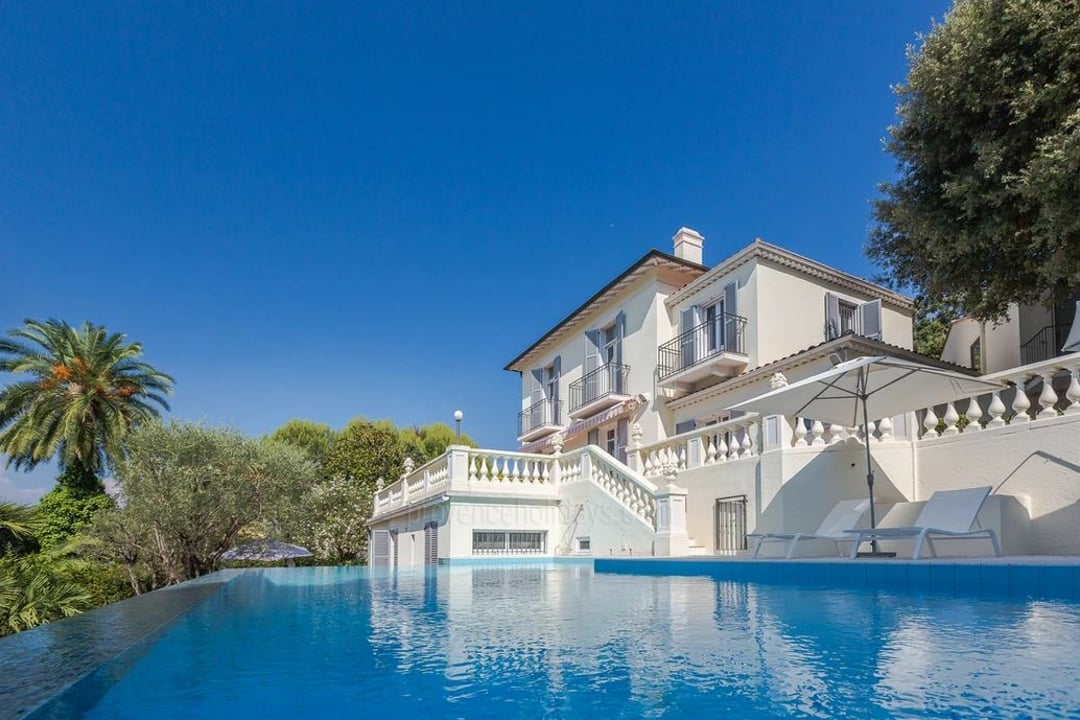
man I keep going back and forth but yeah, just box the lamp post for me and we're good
[453,410,463,442]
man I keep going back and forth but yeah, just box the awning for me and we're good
[519,399,636,453]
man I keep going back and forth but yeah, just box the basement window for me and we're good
[472,530,546,555]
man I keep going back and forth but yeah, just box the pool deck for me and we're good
[594,554,1080,599]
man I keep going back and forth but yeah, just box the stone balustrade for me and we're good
[918,353,1080,439]
[371,444,663,531]
[633,416,762,479]
[789,416,896,447]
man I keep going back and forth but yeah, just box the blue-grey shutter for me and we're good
[614,312,625,366]
[584,330,601,400]
[587,428,599,446]
[723,282,738,351]
[552,356,562,422]
[825,293,841,340]
[680,306,701,368]
[675,420,696,435]
[614,312,626,393]
[859,299,883,340]
[530,368,543,404]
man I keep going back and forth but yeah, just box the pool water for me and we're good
[47,564,1080,719]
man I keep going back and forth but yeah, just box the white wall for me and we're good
[517,274,678,446]
[673,439,916,551]
[556,476,656,557]
[941,317,981,368]
[752,262,913,363]
[916,414,1080,555]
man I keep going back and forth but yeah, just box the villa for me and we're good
[368,228,1080,565]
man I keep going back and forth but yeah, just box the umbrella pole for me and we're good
[861,391,882,555]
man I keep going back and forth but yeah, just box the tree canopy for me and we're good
[869,0,1080,321]
[104,422,318,583]
[0,319,174,484]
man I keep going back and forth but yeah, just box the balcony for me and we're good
[1021,324,1069,366]
[568,363,631,419]
[657,313,748,392]
[517,398,563,442]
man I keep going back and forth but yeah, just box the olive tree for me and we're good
[106,422,317,584]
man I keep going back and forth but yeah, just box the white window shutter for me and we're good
[859,299,883,340]
[825,293,841,340]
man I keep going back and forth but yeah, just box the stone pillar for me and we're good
[625,423,644,472]
[447,445,471,491]
[654,484,690,556]
[550,432,565,488]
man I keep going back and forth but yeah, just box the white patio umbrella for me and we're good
[728,355,1004,552]
[222,539,313,564]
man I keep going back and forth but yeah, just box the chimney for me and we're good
[672,227,704,265]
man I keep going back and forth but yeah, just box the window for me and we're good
[601,324,618,365]
[825,294,882,340]
[838,299,858,335]
[970,338,982,372]
[543,364,558,402]
[472,530,546,555]
[577,537,591,553]
[705,300,726,351]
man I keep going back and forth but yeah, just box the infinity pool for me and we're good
[21,563,1080,719]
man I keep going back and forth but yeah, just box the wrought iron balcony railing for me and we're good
[1020,324,1067,366]
[568,363,630,413]
[658,312,747,381]
[517,398,562,437]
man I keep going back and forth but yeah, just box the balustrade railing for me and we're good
[467,449,554,485]
[916,354,1080,439]
[788,416,896,447]
[371,444,660,529]
[637,416,761,478]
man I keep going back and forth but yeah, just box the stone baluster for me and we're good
[792,417,808,447]
[716,433,728,462]
[1037,372,1059,419]
[986,392,1007,428]
[877,416,893,441]
[1067,367,1080,415]
[1011,381,1032,423]
[941,402,960,436]
[922,407,940,439]
[809,419,826,446]
[964,397,982,432]
[704,434,717,464]
[741,424,755,457]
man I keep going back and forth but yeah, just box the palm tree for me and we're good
[0,320,174,485]
[0,501,38,544]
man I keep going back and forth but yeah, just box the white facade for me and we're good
[369,227,1080,563]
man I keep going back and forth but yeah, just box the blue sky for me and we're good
[0,1,949,501]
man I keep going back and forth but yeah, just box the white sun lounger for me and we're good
[748,499,870,558]
[844,486,1001,559]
